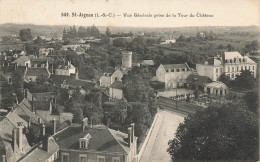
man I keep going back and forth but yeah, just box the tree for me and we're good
[243,90,259,113]
[218,73,231,87]
[227,44,234,51]
[26,124,41,145]
[167,101,258,161]
[2,36,12,43]
[194,85,200,100]
[19,28,33,41]
[72,108,83,123]
[11,69,24,102]
[232,70,256,90]
[105,27,111,36]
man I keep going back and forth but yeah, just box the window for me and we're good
[98,156,105,162]
[249,66,251,70]
[216,68,218,73]
[253,66,255,70]
[232,73,234,78]
[220,68,222,73]
[171,69,174,72]
[79,154,87,162]
[241,66,243,70]
[8,78,12,84]
[112,157,120,162]
[62,153,69,162]
[232,67,234,72]
[245,66,247,70]
[166,69,169,72]
[81,141,86,149]
[237,67,239,71]
[228,67,230,72]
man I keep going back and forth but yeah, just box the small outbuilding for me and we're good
[204,81,228,96]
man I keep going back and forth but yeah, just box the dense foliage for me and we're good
[19,28,33,41]
[168,101,258,161]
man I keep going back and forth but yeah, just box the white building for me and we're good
[100,68,123,87]
[109,81,124,100]
[204,81,229,96]
[196,52,257,81]
[156,63,192,89]
[55,61,76,76]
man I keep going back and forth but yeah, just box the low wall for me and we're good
[137,113,160,161]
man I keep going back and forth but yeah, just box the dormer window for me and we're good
[171,69,174,72]
[166,69,169,72]
[79,133,91,149]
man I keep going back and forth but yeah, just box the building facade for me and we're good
[156,63,192,89]
[100,68,123,87]
[196,52,257,81]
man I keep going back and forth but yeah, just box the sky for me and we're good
[0,0,259,27]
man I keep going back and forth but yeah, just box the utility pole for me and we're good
[176,82,178,110]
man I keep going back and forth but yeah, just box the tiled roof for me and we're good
[186,74,212,85]
[5,111,28,127]
[110,81,123,90]
[75,47,85,53]
[31,92,57,102]
[31,101,51,111]
[50,75,95,89]
[224,52,243,60]
[19,136,59,162]
[54,124,133,153]
[15,99,43,123]
[162,63,190,71]
[141,60,154,66]
[205,81,228,88]
[103,67,116,75]
[13,55,30,63]
[26,68,49,76]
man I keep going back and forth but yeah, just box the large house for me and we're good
[54,121,138,162]
[100,68,123,87]
[156,63,192,89]
[196,52,257,81]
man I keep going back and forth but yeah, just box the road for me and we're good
[139,110,186,162]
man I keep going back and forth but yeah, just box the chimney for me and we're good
[2,155,6,162]
[12,128,17,152]
[42,124,46,136]
[53,118,56,135]
[18,123,23,151]
[49,102,52,115]
[76,68,79,80]
[28,117,31,128]
[24,89,27,99]
[32,97,35,113]
[43,136,50,152]
[131,123,135,143]
[38,117,42,124]
[128,127,132,147]
[81,117,88,132]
